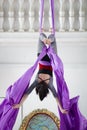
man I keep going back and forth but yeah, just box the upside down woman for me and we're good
[0,32,87,130]
[0,0,87,128]
[12,32,87,130]
[12,32,67,114]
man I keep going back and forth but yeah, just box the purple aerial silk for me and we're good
[47,47,87,130]
[0,46,87,130]
[0,47,46,130]
[40,0,55,34]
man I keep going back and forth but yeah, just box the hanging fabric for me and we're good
[48,47,87,130]
[39,1,87,130]
[0,0,87,130]
[40,0,55,34]
[0,47,47,130]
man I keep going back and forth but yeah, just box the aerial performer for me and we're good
[0,0,87,130]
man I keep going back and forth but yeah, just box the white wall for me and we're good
[0,32,87,129]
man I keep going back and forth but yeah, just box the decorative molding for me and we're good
[0,32,87,45]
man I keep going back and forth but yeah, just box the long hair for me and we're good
[36,81,49,101]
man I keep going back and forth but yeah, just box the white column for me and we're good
[2,0,10,31]
[43,0,50,31]
[19,0,24,31]
[79,0,85,31]
[13,0,20,31]
[39,0,43,31]
[59,0,66,31]
[9,0,14,32]
[0,0,4,31]
[29,0,34,32]
[23,0,30,31]
[54,0,60,31]
[69,0,75,31]
[33,0,40,31]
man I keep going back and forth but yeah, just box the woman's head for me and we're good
[36,81,49,101]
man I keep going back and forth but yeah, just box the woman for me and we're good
[1,33,87,130]
[13,33,67,114]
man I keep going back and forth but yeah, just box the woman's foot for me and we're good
[60,108,68,114]
[59,106,68,114]
[12,104,21,109]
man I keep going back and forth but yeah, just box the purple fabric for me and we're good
[0,47,47,130]
[40,0,55,34]
[47,47,87,130]
[0,46,87,130]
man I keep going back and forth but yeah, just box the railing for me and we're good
[0,0,87,32]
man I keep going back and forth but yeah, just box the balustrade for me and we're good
[79,0,85,31]
[0,0,86,32]
[23,0,30,31]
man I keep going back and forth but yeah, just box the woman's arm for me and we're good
[12,94,28,108]
[12,80,38,109]
[48,83,68,114]
[49,86,68,114]
[55,97,68,114]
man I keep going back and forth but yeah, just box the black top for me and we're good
[38,53,51,62]
[37,53,52,76]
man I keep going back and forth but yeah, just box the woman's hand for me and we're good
[60,107,68,114]
[12,104,21,109]
[12,94,28,109]
[56,98,68,114]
